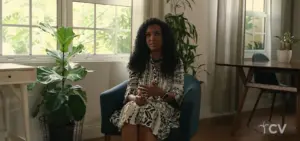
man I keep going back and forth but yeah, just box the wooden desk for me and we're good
[0,63,36,141]
[216,60,300,135]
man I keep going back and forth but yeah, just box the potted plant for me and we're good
[275,32,300,62]
[164,0,206,77]
[29,23,92,141]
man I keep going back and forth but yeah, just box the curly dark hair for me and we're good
[128,18,180,77]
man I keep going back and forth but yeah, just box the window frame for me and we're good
[244,0,271,59]
[0,0,61,57]
[0,0,132,63]
[70,1,132,55]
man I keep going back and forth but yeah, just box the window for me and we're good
[1,0,57,56]
[72,0,132,55]
[244,0,270,58]
[0,0,132,62]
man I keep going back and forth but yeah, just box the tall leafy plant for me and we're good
[30,23,91,126]
[165,0,204,76]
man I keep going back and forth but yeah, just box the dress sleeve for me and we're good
[170,59,185,106]
[123,70,139,103]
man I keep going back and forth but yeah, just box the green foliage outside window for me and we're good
[1,0,132,55]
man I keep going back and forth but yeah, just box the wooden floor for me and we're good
[86,108,299,141]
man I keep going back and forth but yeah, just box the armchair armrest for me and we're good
[179,77,201,141]
[100,80,128,134]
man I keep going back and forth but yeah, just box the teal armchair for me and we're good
[99,74,201,141]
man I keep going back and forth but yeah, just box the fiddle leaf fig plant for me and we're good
[30,23,92,126]
[165,0,206,76]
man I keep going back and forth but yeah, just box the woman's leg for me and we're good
[139,125,157,141]
[121,123,138,141]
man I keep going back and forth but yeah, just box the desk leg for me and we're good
[20,84,30,141]
[231,67,253,135]
[296,72,300,135]
[231,87,249,135]
[1,91,11,141]
[297,93,300,134]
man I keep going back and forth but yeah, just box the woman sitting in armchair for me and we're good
[109,18,184,141]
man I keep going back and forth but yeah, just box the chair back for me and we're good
[252,53,278,85]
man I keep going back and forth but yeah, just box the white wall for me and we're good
[178,0,210,118]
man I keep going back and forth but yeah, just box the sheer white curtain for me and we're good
[208,0,245,113]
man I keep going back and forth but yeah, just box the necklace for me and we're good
[152,58,162,63]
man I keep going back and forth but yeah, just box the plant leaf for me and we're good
[37,66,63,84]
[38,23,56,37]
[70,85,87,102]
[68,94,86,121]
[66,64,88,81]
[44,90,65,112]
[185,0,192,10]
[56,27,79,52]
[46,49,63,61]
[71,85,87,103]
[27,82,37,91]
[68,44,84,59]
[39,23,64,46]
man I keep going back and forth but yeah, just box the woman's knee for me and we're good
[139,125,152,133]
[139,125,157,141]
[121,123,138,141]
[122,123,138,132]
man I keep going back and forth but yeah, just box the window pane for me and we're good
[117,6,131,30]
[96,30,114,54]
[245,34,253,50]
[73,2,94,28]
[2,0,29,24]
[253,17,265,33]
[2,27,29,55]
[253,34,264,50]
[32,27,57,55]
[32,0,57,26]
[245,34,264,50]
[246,0,253,11]
[245,16,254,32]
[96,5,116,29]
[73,29,94,54]
[253,0,264,12]
[116,31,131,53]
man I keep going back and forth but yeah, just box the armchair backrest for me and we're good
[252,53,278,85]
[184,74,200,92]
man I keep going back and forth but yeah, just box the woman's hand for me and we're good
[138,81,165,97]
[135,95,147,106]
[163,92,176,102]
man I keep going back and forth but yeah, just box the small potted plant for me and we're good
[29,23,93,141]
[275,32,300,62]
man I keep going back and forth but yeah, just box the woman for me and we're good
[110,18,184,141]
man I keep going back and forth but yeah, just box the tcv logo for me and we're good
[259,121,287,134]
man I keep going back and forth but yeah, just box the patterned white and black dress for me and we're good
[109,58,184,140]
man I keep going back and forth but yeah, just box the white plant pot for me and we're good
[277,50,292,63]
